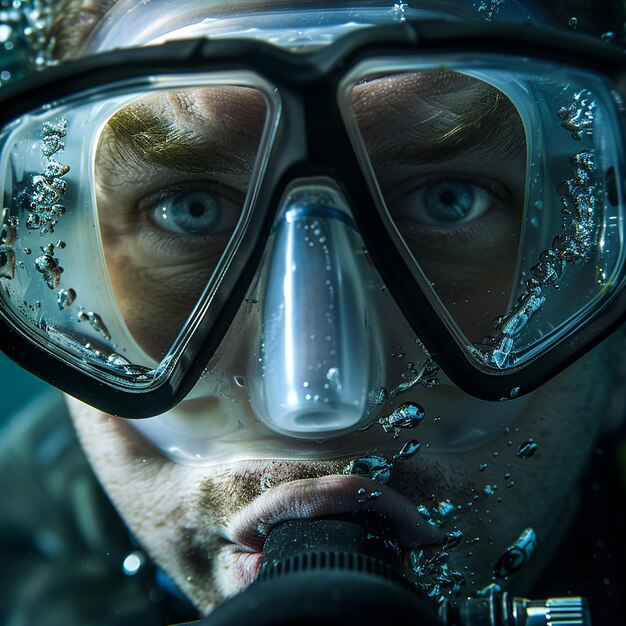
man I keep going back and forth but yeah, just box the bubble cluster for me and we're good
[417,500,456,528]
[356,487,382,503]
[558,90,596,140]
[409,529,465,603]
[25,120,69,235]
[392,1,407,22]
[0,0,58,79]
[475,0,505,22]
[474,92,598,370]
[0,207,17,279]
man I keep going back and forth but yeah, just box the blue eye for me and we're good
[393,179,492,227]
[151,190,221,235]
[422,180,490,225]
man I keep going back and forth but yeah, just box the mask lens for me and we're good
[95,86,267,362]
[344,60,626,371]
[351,70,526,344]
[0,78,272,385]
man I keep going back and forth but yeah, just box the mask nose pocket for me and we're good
[249,183,384,438]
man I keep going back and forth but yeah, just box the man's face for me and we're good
[62,1,626,615]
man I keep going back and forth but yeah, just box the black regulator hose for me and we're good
[188,511,441,626]
[176,513,591,626]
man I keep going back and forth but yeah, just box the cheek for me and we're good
[65,397,216,585]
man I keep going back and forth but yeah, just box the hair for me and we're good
[48,0,626,61]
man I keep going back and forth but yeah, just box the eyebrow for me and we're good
[356,86,526,167]
[101,105,259,176]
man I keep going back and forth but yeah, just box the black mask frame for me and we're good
[1,18,626,418]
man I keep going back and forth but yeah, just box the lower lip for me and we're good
[221,474,444,590]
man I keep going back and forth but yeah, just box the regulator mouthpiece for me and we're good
[250,183,381,438]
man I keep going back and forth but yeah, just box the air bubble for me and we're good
[392,439,421,461]
[558,91,596,140]
[444,529,463,550]
[388,402,425,428]
[0,209,16,279]
[345,454,392,484]
[77,309,112,341]
[494,528,537,580]
[516,440,538,458]
[34,250,63,289]
[57,287,76,310]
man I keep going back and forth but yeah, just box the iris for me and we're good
[153,190,220,234]
[424,180,475,223]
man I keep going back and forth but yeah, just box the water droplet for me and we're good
[444,529,463,549]
[34,250,62,289]
[568,16,578,28]
[107,353,131,367]
[558,90,596,140]
[122,550,145,576]
[392,439,421,461]
[345,454,392,484]
[56,287,76,310]
[516,440,538,458]
[234,375,245,387]
[44,160,70,180]
[601,31,615,42]
[494,528,537,579]
[509,386,520,398]
[479,463,488,472]
[392,1,407,21]
[484,485,494,496]
[77,309,112,340]
[388,402,425,428]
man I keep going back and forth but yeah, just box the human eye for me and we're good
[393,177,493,227]
[143,182,242,240]
[109,180,244,263]
[387,173,515,251]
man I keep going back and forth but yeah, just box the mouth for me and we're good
[220,474,446,591]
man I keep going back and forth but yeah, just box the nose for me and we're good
[248,181,383,438]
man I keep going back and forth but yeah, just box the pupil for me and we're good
[189,202,205,217]
[439,190,456,206]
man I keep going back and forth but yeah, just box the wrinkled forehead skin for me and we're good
[48,0,626,61]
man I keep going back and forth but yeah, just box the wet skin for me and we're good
[68,68,626,613]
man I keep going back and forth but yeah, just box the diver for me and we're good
[0,0,625,624]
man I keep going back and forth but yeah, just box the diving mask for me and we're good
[1,3,626,465]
